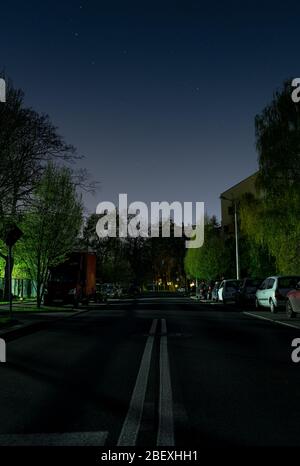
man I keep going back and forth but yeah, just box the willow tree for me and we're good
[240,80,300,274]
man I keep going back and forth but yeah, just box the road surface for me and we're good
[1,295,300,446]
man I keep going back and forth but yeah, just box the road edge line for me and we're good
[243,312,300,330]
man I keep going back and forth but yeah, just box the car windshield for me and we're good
[226,281,239,288]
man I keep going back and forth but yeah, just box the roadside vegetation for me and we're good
[185,79,300,281]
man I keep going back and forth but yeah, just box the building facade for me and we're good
[220,172,259,235]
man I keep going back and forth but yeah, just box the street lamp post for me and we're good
[220,195,240,280]
[234,200,240,280]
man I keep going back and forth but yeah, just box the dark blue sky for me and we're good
[1,1,299,218]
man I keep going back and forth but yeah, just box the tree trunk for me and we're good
[36,279,42,308]
[3,254,14,301]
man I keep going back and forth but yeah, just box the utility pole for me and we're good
[220,195,240,280]
[234,201,240,280]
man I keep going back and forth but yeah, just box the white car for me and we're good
[255,275,300,313]
[218,279,239,305]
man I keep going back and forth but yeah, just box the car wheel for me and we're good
[270,299,277,313]
[286,300,296,319]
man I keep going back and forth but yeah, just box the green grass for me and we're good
[0,298,35,305]
[9,305,75,312]
[0,316,11,327]
[0,304,75,313]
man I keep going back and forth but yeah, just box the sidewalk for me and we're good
[0,305,89,341]
[243,310,300,330]
[0,299,36,308]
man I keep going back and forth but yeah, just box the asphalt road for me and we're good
[1,295,300,447]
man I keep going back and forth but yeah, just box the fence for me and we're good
[0,278,37,300]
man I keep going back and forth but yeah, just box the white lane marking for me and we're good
[117,318,158,446]
[157,318,175,446]
[0,431,108,446]
[274,320,300,329]
[243,312,274,322]
[161,318,167,334]
[243,312,300,330]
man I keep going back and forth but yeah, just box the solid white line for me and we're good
[0,431,108,446]
[243,312,275,322]
[243,312,300,330]
[117,318,158,446]
[157,318,175,446]
[274,320,300,330]
[161,318,167,335]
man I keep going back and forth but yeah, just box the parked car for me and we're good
[101,283,119,298]
[255,276,300,313]
[177,287,187,295]
[206,281,214,300]
[95,283,108,303]
[235,278,262,306]
[218,279,240,305]
[286,281,300,318]
[199,281,208,300]
[212,281,220,302]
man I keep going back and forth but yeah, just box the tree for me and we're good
[82,214,186,289]
[150,221,186,289]
[255,79,300,194]
[17,164,83,307]
[239,80,300,274]
[184,216,233,281]
[0,77,80,299]
[82,213,135,285]
[239,192,298,275]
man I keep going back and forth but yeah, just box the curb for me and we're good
[243,311,300,331]
[0,308,90,342]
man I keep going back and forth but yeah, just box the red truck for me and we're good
[44,251,96,307]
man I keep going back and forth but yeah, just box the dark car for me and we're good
[235,278,262,306]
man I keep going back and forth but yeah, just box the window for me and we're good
[267,278,275,289]
[260,280,267,290]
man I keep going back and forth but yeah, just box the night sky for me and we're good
[1,1,299,219]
